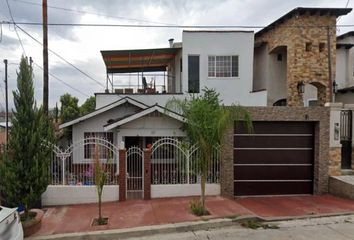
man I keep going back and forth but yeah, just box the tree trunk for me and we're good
[201,173,206,212]
[98,192,102,221]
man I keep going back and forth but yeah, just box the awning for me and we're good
[101,47,181,74]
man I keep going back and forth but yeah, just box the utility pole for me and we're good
[3,59,8,147]
[42,0,49,114]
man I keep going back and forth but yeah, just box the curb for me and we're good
[260,211,354,222]
[25,216,256,240]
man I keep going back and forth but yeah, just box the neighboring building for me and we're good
[253,7,351,106]
[335,31,354,104]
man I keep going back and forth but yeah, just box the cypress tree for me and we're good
[0,57,54,219]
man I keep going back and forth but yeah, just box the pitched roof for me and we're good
[337,31,354,40]
[103,104,185,131]
[255,7,352,38]
[59,97,148,129]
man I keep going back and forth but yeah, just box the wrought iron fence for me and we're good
[49,137,119,185]
[150,138,220,185]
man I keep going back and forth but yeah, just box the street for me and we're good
[125,215,354,240]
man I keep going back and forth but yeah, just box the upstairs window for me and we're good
[208,55,239,78]
[84,132,113,159]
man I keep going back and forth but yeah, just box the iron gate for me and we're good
[126,147,144,199]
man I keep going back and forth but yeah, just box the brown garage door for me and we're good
[234,121,314,196]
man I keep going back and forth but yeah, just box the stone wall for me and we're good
[256,13,337,106]
[220,106,330,197]
[329,147,342,176]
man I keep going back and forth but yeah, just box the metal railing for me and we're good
[49,137,119,185]
[150,138,220,185]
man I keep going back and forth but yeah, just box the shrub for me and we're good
[189,198,209,216]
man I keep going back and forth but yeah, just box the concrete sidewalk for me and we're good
[30,195,354,238]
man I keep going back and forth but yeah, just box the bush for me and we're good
[189,198,209,216]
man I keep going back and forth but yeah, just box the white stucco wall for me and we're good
[151,184,220,198]
[337,36,354,89]
[253,45,268,91]
[42,185,119,206]
[95,94,186,109]
[182,31,266,106]
[72,104,140,163]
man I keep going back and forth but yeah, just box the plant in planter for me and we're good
[166,88,252,216]
[0,57,54,236]
[92,146,110,226]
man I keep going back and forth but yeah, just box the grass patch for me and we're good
[92,217,108,226]
[189,199,209,216]
[240,220,279,230]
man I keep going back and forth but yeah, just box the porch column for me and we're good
[143,148,151,200]
[119,149,126,201]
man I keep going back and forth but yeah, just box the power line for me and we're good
[5,0,26,56]
[1,21,354,29]
[14,24,105,88]
[11,0,177,26]
[32,61,90,98]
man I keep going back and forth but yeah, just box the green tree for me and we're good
[80,96,96,116]
[59,93,80,123]
[0,57,54,219]
[167,88,252,214]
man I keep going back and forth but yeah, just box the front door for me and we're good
[126,147,144,199]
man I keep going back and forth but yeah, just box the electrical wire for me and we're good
[11,0,177,26]
[1,21,354,29]
[14,25,105,88]
[32,61,90,98]
[5,0,26,56]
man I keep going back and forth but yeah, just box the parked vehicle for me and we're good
[0,206,24,240]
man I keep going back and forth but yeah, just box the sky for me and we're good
[0,0,354,111]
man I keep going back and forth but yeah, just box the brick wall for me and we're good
[220,106,330,197]
[256,13,337,106]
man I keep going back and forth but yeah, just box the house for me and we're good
[47,7,354,205]
[253,7,351,106]
[335,31,354,103]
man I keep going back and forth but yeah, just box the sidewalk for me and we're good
[32,195,354,238]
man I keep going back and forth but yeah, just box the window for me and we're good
[208,55,239,78]
[84,132,113,159]
[306,42,312,52]
[277,54,282,61]
[319,42,325,52]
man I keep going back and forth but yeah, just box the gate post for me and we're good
[143,148,151,200]
[119,149,126,201]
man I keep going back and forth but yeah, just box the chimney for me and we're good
[168,38,174,48]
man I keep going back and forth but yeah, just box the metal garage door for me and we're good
[234,121,314,196]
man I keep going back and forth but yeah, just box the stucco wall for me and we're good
[182,31,267,106]
[220,106,330,198]
[337,36,354,88]
[151,184,220,198]
[42,185,119,206]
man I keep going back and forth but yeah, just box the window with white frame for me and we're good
[84,132,113,159]
[208,55,239,78]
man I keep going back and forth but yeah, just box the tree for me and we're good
[0,57,54,219]
[93,146,109,225]
[59,93,80,123]
[166,88,252,214]
[80,96,96,116]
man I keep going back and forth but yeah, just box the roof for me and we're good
[336,43,354,49]
[256,7,352,38]
[338,86,354,93]
[104,104,185,131]
[59,97,148,129]
[0,122,12,128]
[101,47,181,74]
[337,31,354,40]
[183,30,253,33]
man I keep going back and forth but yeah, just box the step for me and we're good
[329,176,354,199]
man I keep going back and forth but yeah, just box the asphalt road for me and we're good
[125,215,354,240]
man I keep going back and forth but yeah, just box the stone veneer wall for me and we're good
[255,13,337,106]
[221,106,330,198]
[329,147,342,176]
